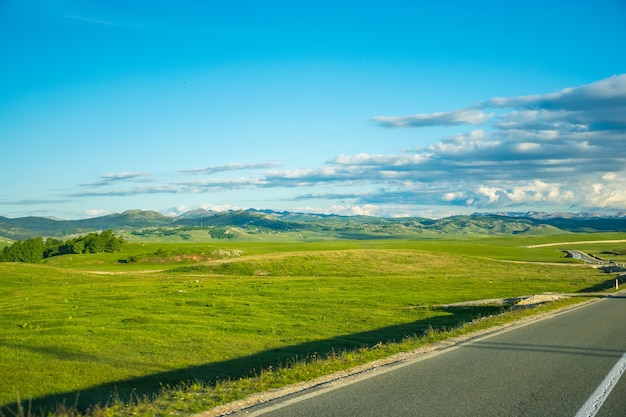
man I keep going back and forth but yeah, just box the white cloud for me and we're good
[81,172,151,187]
[441,191,468,202]
[585,173,626,209]
[180,177,266,187]
[276,167,338,178]
[181,161,281,175]
[335,204,379,216]
[163,203,240,216]
[332,153,427,167]
[485,74,626,111]
[477,186,500,204]
[301,204,381,217]
[474,181,575,208]
[353,74,626,212]
[427,129,501,155]
[516,142,542,152]
[371,109,491,128]
[83,209,111,218]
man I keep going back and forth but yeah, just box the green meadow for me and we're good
[1,234,624,415]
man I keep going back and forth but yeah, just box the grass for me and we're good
[0,237,13,249]
[93,297,592,417]
[1,234,624,416]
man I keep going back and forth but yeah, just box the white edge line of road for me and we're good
[196,295,621,417]
[575,351,626,417]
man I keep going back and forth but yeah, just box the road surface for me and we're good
[231,296,626,416]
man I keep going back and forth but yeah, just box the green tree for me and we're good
[21,237,44,262]
[0,231,124,263]
[71,239,85,254]
[1,241,22,262]
[101,230,123,252]
[44,238,63,258]
[0,238,44,262]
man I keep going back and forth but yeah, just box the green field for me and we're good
[1,234,625,415]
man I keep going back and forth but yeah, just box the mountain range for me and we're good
[1,209,625,242]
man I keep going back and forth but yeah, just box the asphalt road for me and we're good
[236,296,626,417]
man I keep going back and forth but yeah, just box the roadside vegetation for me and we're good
[1,234,624,416]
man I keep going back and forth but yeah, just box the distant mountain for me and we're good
[488,211,626,220]
[94,210,171,228]
[174,208,218,219]
[174,210,302,230]
[1,209,625,242]
[480,212,626,232]
[0,210,171,240]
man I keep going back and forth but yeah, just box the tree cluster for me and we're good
[209,227,235,239]
[0,230,124,263]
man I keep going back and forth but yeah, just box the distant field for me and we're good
[119,224,563,244]
[0,236,13,249]
[1,233,624,414]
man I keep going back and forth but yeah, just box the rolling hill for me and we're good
[1,209,626,243]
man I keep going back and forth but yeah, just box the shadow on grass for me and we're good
[577,273,626,293]
[2,305,503,415]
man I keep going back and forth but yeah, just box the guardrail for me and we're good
[564,250,626,269]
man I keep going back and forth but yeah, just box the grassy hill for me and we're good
[1,235,624,415]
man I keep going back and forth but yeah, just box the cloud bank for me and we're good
[74,74,626,216]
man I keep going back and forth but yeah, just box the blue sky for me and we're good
[1,0,626,219]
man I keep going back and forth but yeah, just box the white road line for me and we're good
[575,352,626,417]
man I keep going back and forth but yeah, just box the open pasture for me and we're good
[0,235,623,414]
